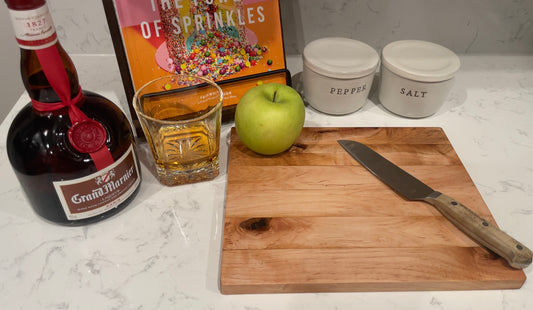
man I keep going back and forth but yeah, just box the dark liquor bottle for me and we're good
[5,0,141,225]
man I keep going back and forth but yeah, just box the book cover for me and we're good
[107,0,289,116]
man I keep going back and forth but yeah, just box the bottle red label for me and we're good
[8,3,58,49]
[53,145,141,221]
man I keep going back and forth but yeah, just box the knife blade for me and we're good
[338,139,532,269]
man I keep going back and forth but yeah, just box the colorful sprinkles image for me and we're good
[157,0,274,81]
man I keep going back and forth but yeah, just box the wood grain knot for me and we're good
[239,217,272,232]
[292,143,308,151]
[317,129,339,133]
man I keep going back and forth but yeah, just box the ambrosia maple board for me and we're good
[220,127,526,294]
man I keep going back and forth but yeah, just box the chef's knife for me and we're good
[338,139,532,269]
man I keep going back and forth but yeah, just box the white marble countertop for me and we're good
[0,54,532,309]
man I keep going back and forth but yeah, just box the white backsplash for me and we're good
[285,0,533,54]
[47,0,533,55]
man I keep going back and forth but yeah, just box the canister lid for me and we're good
[381,40,460,82]
[303,37,379,79]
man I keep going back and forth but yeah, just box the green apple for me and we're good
[235,83,305,155]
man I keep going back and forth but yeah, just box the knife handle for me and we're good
[424,192,532,269]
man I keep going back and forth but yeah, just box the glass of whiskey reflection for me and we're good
[133,74,223,186]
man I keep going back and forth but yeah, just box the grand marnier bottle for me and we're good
[5,0,141,225]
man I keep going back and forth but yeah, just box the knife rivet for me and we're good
[451,201,458,206]
[482,221,489,227]
[517,244,524,250]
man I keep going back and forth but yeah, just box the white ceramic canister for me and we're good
[303,37,379,115]
[378,40,461,118]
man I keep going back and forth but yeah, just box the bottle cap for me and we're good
[5,0,46,10]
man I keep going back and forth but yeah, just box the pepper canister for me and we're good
[378,40,461,118]
[302,37,379,115]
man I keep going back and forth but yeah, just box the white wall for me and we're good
[288,0,533,54]
[1,0,532,122]
[0,6,24,123]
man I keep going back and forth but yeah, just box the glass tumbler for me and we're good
[133,74,223,186]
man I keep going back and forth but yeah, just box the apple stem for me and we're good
[272,90,278,103]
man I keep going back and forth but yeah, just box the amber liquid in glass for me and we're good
[156,122,218,167]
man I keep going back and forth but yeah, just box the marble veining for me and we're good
[48,0,115,54]
[292,0,533,54]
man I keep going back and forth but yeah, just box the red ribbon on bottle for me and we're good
[31,45,114,171]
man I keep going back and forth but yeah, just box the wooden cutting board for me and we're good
[220,127,526,294]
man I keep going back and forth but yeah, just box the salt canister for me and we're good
[303,37,379,115]
[378,40,461,118]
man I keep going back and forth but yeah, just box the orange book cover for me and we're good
[106,0,289,120]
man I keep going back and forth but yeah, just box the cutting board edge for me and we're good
[220,278,526,295]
